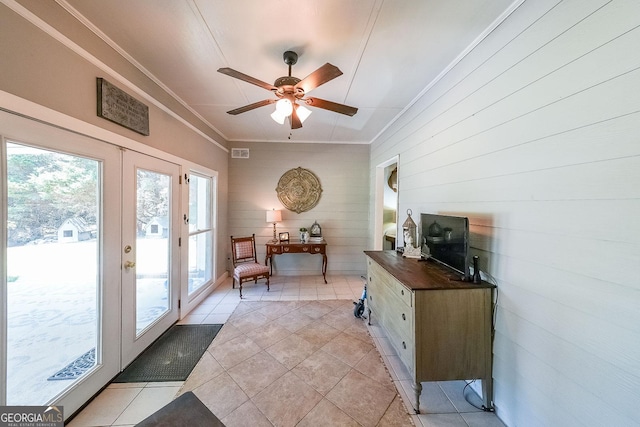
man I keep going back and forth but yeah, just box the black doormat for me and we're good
[136,391,225,426]
[114,324,222,383]
[48,348,96,381]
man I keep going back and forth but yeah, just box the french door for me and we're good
[121,151,180,367]
[1,111,121,418]
[1,111,181,419]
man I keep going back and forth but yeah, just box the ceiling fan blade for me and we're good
[295,63,343,93]
[226,99,275,115]
[304,97,358,116]
[218,67,277,91]
[289,106,303,129]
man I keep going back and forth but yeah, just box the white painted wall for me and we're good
[369,0,640,425]
[228,142,369,276]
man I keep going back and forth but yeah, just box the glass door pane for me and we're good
[135,169,170,334]
[187,174,213,295]
[5,142,99,404]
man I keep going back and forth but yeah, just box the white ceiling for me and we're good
[62,0,517,144]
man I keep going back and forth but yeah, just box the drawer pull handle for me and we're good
[370,295,373,301]
[402,341,406,350]
[401,289,404,296]
[303,247,309,252]
[402,313,406,321]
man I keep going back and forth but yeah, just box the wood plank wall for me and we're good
[228,142,369,276]
[369,1,640,426]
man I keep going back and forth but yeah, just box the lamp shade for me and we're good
[270,110,286,124]
[275,99,293,116]
[266,209,282,223]
[296,104,312,123]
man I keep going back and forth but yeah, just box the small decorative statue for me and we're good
[403,230,422,258]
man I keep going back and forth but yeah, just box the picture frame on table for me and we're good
[279,232,289,242]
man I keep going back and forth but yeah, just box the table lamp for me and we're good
[266,209,282,242]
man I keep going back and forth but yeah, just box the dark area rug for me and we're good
[136,391,225,426]
[114,324,222,383]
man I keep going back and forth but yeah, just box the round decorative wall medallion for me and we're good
[276,167,323,213]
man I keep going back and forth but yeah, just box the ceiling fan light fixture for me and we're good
[271,109,287,124]
[297,104,312,123]
[275,98,293,116]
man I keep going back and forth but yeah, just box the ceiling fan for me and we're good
[217,51,358,129]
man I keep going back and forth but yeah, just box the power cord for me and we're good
[463,380,495,412]
[479,268,499,344]
[466,267,498,412]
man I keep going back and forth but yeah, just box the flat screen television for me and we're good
[420,213,470,281]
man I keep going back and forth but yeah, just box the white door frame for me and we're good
[374,155,399,250]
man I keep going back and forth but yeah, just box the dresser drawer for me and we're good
[383,296,414,347]
[283,245,310,253]
[369,259,412,308]
[386,323,415,376]
[310,245,324,254]
[387,298,413,327]
[390,276,413,308]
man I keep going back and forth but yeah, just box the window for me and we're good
[63,230,73,238]
[187,173,214,295]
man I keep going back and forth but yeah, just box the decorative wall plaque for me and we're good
[97,78,149,135]
[276,167,322,213]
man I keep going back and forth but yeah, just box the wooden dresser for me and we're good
[364,250,495,413]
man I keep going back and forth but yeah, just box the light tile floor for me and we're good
[68,275,506,427]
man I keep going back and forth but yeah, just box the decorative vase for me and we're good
[300,231,309,242]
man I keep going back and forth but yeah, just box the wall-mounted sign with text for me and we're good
[97,78,149,136]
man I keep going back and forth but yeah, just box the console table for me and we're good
[364,250,495,413]
[266,240,327,283]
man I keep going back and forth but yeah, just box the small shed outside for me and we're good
[58,217,93,243]
[144,217,169,238]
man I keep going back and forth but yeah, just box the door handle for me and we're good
[124,260,136,269]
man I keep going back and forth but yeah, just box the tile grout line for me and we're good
[69,277,405,426]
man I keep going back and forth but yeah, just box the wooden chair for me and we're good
[230,234,270,298]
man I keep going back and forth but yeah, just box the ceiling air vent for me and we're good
[231,148,249,159]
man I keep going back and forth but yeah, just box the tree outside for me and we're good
[6,144,98,246]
